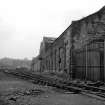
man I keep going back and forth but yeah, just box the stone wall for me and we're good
[35,6,105,81]
[44,34,66,73]
[31,56,40,72]
[70,7,105,81]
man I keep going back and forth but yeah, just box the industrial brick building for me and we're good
[31,56,41,72]
[32,6,105,82]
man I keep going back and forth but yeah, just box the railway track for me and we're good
[3,70,105,101]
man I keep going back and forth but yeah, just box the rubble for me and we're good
[0,72,105,105]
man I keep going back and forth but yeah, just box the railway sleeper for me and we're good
[7,71,105,95]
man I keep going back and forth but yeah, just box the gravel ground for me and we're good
[0,71,105,105]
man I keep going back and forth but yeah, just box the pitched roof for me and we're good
[43,37,56,43]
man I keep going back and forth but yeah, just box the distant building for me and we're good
[31,56,41,72]
[39,37,56,72]
[31,37,56,73]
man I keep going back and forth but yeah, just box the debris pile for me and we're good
[0,88,45,105]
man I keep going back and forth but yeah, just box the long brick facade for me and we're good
[32,6,105,82]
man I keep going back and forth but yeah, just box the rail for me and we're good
[3,69,105,101]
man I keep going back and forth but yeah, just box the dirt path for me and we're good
[0,71,105,105]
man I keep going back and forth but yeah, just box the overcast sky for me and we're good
[0,0,104,60]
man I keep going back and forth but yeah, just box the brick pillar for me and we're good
[104,40,105,82]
